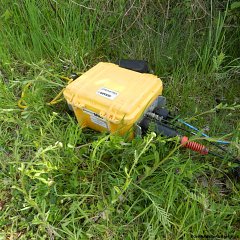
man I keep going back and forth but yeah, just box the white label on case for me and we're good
[96,87,118,100]
[83,108,108,129]
[90,115,108,129]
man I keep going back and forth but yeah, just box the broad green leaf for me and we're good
[231,2,240,10]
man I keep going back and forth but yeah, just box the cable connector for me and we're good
[181,136,209,155]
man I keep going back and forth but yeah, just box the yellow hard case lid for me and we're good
[64,62,163,124]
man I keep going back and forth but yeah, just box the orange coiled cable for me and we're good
[181,136,208,155]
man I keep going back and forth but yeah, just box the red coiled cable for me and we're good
[181,136,208,155]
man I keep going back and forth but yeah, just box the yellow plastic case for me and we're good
[63,62,163,138]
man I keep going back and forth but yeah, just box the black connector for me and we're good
[139,116,179,137]
[153,108,170,119]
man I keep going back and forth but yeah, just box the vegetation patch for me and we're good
[0,0,239,239]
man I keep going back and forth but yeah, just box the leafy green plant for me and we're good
[0,0,239,239]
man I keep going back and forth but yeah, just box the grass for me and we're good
[0,0,240,239]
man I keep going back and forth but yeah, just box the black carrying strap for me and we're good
[116,59,149,73]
